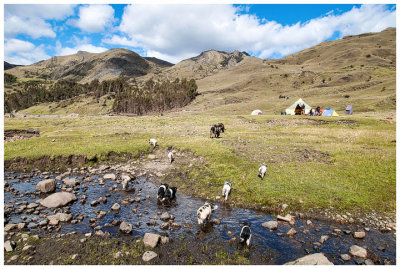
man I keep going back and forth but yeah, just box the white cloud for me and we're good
[102,35,139,47]
[56,37,108,56]
[68,5,115,33]
[5,39,51,65]
[115,4,395,63]
[5,4,76,39]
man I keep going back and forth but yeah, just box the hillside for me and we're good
[7,27,396,116]
[4,61,22,70]
[5,48,173,83]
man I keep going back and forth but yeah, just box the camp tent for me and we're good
[345,105,353,115]
[321,108,339,116]
[251,109,263,115]
[285,98,312,115]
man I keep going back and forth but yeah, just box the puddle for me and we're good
[4,171,396,265]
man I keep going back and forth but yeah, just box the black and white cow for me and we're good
[258,164,267,179]
[197,202,218,225]
[239,224,252,246]
[222,181,232,201]
[157,183,169,201]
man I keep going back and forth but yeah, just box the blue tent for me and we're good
[321,108,339,116]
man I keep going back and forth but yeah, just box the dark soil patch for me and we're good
[4,128,40,143]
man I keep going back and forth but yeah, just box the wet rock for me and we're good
[27,203,39,209]
[277,214,295,225]
[349,245,367,258]
[103,174,116,180]
[47,213,72,224]
[306,220,313,226]
[354,258,365,265]
[4,240,16,252]
[343,230,351,235]
[119,220,132,234]
[229,237,237,242]
[63,177,79,186]
[71,220,78,224]
[111,203,121,211]
[353,231,365,239]
[94,225,102,231]
[40,192,76,208]
[287,228,297,236]
[211,219,221,225]
[377,246,385,252]
[5,224,18,232]
[28,223,38,229]
[341,254,351,261]
[135,222,140,227]
[40,219,48,226]
[160,212,170,221]
[334,228,341,233]
[320,235,329,244]
[172,223,181,229]
[90,201,99,206]
[142,251,158,262]
[36,179,56,193]
[112,220,121,226]
[284,253,333,265]
[143,233,160,249]
[17,223,26,229]
[160,223,169,230]
[262,221,278,230]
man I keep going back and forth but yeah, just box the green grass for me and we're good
[4,113,396,215]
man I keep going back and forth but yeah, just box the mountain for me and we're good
[4,61,22,70]
[5,48,173,83]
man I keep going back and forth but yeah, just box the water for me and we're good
[4,171,396,265]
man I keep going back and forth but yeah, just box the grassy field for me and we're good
[4,111,396,216]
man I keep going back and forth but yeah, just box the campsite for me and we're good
[3,4,396,266]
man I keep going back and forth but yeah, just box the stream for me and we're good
[4,170,396,265]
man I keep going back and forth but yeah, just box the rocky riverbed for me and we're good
[3,162,396,265]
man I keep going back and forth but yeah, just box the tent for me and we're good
[251,109,263,115]
[345,105,353,115]
[285,98,312,115]
[321,108,339,116]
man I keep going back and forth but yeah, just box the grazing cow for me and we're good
[210,125,221,138]
[217,123,225,133]
[149,138,158,149]
[168,151,174,164]
[222,181,232,201]
[239,224,252,246]
[157,183,169,201]
[165,187,177,201]
[197,202,218,225]
[121,174,132,190]
[258,164,267,179]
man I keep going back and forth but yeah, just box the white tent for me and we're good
[251,109,263,115]
[285,98,312,115]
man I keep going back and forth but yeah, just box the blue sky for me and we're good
[4,4,396,65]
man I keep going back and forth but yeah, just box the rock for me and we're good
[22,245,35,251]
[5,224,18,232]
[284,253,333,265]
[40,192,76,208]
[365,259,374,265]
[161,236,169,244]
[17,223,26,229]
[334,228,341,233]
[142,251,158,262]
[147,154,156,160]
[341,254,351,261]
[349,245,367,258]
[4,240,16,252]
[119,220,133,234]
[114,251,122,259]
[112,220,120,226]
[63,177,79,186]
[282,204,288,211]
[160,223,169,230]
[306,220,313,226]
[143,233,160,249]
[354,258,365,265]
[320,235,329,244]
[8,255,19,262]
[160,212,170,221]
[36,179,56,193]
[343,230,351,235]
[287,228,297,236]
[103,174,116,180]
[71,254,78,260]
[85,233,92,238]
[40,219,48,226]
[27,203,39,209]
[229,237,237,242]
[90,200,99,206]
[211,218,221,225]
[353,231,365,239]
[47,213,72,224]
[262,221,278,230]
[277,214,295,225]
[111,203,121,211]
[215,195,221,200]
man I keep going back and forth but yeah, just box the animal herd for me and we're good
[141,123,268,247]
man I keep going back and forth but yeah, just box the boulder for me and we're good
[36,179,56,193]
[142,251,158,262]
[349,245,367,258]
[103,174,116,180]
[40,192,76,208]
[284,253,333,265]
[47,213,72,223]
[4,240,16,252]
[261,221,278,230]
[143,233,160,249]
[119,220,133,234]
[277,214,295,225]
[63,177,79,186]
[160,212,170,221]
[4,224,17,232]
[353,231,365,239]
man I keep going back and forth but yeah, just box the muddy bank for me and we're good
[4,128,40,143]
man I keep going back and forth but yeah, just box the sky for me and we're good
[4,4,396,65]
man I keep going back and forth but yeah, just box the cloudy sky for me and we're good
[4,4,396,65]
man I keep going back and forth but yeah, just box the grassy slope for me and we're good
[5,112,396,215]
